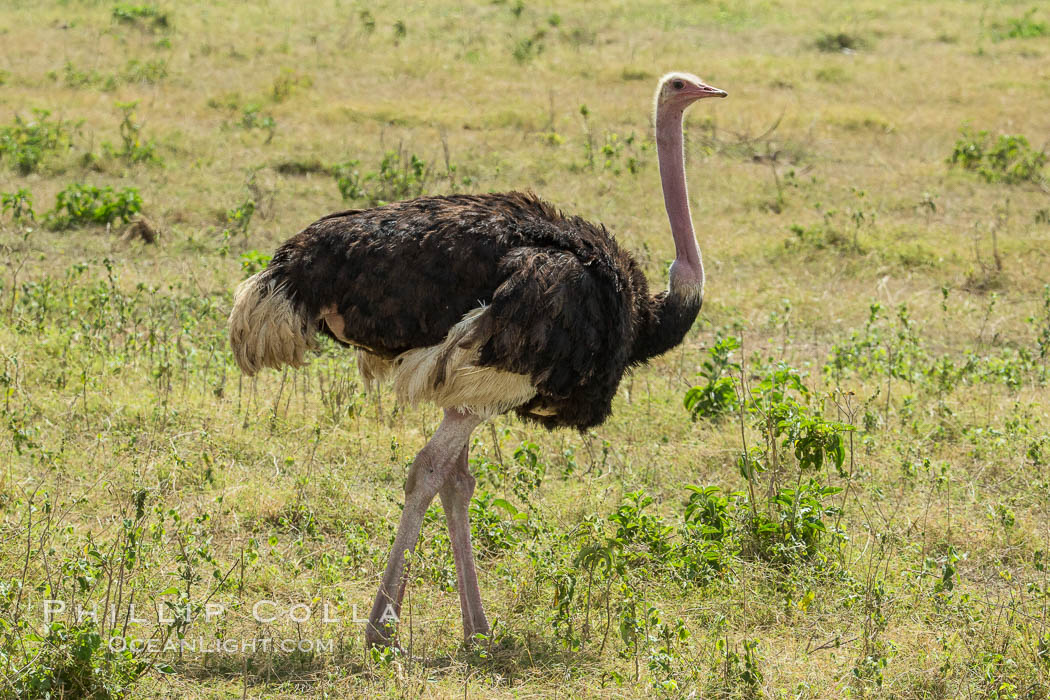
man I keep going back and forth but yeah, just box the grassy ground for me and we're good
[1,0,1050,697]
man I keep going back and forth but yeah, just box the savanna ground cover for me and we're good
[1,0,1049,697]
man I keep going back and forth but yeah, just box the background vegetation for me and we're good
[1,0,1049,697]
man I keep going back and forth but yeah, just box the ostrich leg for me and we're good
[439,445,490,643]
[366,409,482,648]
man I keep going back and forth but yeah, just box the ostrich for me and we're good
[229,72,726,648]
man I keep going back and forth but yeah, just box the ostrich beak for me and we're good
[695,82,728,99]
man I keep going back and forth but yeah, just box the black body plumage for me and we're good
[255,192,702,429]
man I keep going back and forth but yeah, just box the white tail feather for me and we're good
[228,273,316,375]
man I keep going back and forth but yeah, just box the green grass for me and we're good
[1,1,1050,697]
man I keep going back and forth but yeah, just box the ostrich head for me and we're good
[654,72,727,113]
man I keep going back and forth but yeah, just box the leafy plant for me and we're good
[1033,285,1050,365]
[333,160,365,200]
[239,249,271,277]
[13,620,151,698]
[104,101,160,164]
[949,128,1046,184]
[510,441,547,500]
[334,150,442,206]
[645,613,691,693]
[1,490,186,699]
[679,486,739,583]
[0,110,78,174]
[684,335,741,420]
[238,105,277,144]
[225,198,256,236]
[474,441,548,501]
[683,486,735,544]
[826,302,927,384]
[715,636,764,697]
[617,591,660,682]
[469,493,530,556]
[747,478,843,563]
[786,195,869,253]
[994,9,1048,39]
[112,4,170,31]
[579,104,595,169]
[512,33,545,62]
[686,346,856,564]
[63,60,115,90]
[271,69,312,102]
[1,188,35,225]
[123,58,168,84]
[371,150,429,203]
[598,132,648,175]
[814,31,866,52]
[45,183,143,230]
[359,10,376,33]
[609,490,674,568]
[714,357,855,565]
[852,561,894,692]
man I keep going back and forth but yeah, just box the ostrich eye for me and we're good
[672,79,684,90]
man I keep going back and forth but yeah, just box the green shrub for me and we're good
[333,159,365,200]
[334,150,431,206]
[598,132,648,175]
[271,69,312,102]
[239,249,271,276]
[0,110,77,174]
[469,492,532,557]
[815,31,866,52]
[46,183,143,230]
[112,3,170,31]
[372,150,429,204]
[359,10,376,33]
[513,35,543,62]
[123,58,168,84]
[13,620,153,699]
[684,335,741,420]
[949,128,1046,184]
[1,188,35,224]
[824,298,1043,391]
[334,148,476,205]
[103,101,161,165]
[1035,285,1050,363]
[63,60,108,89]
[609,490,675,567]
[239,105,277,143]
[995,9,1048,40]
[826,302,927,383]
[688,356,855,566]
[678,486,740,583]
[274,158,333,176]
[572,487,738,591]
[746,479,843,563]
[225,198,255,235]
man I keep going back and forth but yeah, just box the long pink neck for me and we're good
[656,105,703,294]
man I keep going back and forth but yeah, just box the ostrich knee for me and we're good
[403,445,448,506]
